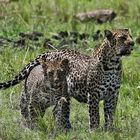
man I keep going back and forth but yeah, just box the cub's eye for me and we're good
[57,69,64,73]
[48,71,54,77]
[57,71,62,76]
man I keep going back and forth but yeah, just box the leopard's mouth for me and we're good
[120,45,133,56]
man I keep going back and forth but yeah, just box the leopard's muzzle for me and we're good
[120,41,134,56]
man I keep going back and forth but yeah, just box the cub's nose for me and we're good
[54,78,59,83]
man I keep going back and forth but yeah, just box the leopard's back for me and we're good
[24,65,44,92]
[0,49,90,90]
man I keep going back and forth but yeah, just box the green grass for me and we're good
[0,0,140,139]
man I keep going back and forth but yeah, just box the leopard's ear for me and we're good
[124,28,129,31]
[60,59,69,68]
[104,29,113,39]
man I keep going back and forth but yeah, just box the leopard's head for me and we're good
[40,59,69,90]
[104,28,134,56]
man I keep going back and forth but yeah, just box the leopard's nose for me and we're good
[130,41,135,46]
[130,41,134,51]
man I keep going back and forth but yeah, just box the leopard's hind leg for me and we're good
[20,90,31,128]
[29,89,51,129]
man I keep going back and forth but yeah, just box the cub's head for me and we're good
[104,28,134,56]
[40,58,69,89]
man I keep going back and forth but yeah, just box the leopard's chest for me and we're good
[66,68,88,102]
[99,71,121,100]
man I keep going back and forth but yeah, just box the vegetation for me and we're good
[0,0,140,139]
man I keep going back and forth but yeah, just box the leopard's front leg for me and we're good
[88,91,100,131]
[53,95,71,132]
[104,90,119,131]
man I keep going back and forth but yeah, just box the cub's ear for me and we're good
[60,59,69,70]
[104,30,113,39]
[61,59,69,68]
[61,59,69,74]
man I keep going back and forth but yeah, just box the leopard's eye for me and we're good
[118,35,126,40]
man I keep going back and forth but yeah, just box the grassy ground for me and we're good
[0,0,140,139]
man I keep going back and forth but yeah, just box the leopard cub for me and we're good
[20,58,69,130]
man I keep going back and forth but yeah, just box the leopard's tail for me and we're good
[0,53,47,90]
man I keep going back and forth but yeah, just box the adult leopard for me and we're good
[0,29,134,131]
